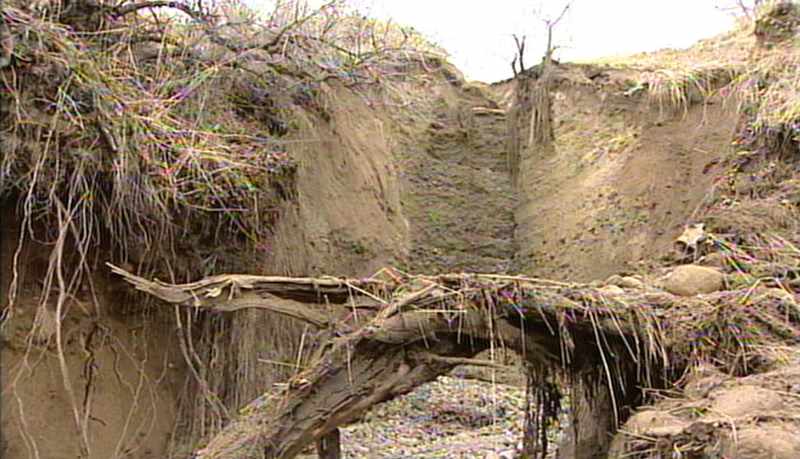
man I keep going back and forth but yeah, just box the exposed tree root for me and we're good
[109,262,800,458]
[110,264,669,458]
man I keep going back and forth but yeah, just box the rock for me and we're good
[609,410,688,456]
[599,285,625,295]
[699,252,728,270]
[710,385,784,418]
[720,424,800,459]
[606,274,645,289]
[659,265,725,296]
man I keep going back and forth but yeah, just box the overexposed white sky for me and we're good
[243,0,739,82]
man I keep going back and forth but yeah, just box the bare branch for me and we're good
[542,1,572,66]
[113,266,662,458]
[716,0,763,19]
[412,351,512,370]
[547,2,571,29]
[111,0,206,19]
[512,33,526,75]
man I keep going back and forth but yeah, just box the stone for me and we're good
[599,285,625,295]
[699,252,728,270]
[606,274,645,289]
[710,385,784,418]
[659,265,725,296]
[720,424,800,459]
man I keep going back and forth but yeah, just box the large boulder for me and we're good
[659,265,725,296]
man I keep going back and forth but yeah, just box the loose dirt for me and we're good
[0,217,186,459]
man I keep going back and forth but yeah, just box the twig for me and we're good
[412,352,511,370]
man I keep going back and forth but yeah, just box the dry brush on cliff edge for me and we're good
[0,0,446,293]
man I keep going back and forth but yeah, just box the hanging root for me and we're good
[522,365,562,459]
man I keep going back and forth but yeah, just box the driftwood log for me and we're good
[109,264,668,459]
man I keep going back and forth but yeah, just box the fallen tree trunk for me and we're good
[195,337,479,458]
[110,264,666,458]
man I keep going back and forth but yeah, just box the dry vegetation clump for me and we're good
[0,0,449,299]
[586,1,800,131]
[729,1,800,153]
[586,25,752,110]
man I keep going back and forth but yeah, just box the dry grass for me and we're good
[583,24,752,110]
[0,4,299,283]
[0,0,448,283]
[580,1,799,145]
[730,1,800,146]
[601,1,800,131]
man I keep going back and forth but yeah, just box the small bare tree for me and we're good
[541,2,570,67]
[507,1,571,187]
[716,0,764,20]
[511,33,526,77]
[510,1,570,77]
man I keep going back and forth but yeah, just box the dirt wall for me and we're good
[0,83,415,458]
[510,68,738,282]
[0,203,186,458]
[398,82,516,274]
[265,85,410,278]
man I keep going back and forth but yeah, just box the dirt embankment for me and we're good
[504,67,738,282]
[0,82,414,458]
[7,4,799,458]
[498,5,800,456]
[265,87,409,278]
[0,66,515,457]
[0,204,186,458]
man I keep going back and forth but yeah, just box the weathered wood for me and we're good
[107,263,390,305]
[193,338,483,459]
[111,265,664,459]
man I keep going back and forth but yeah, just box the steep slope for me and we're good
[499,4,800,458]
[608,4,800,456]
[0,85,410,458]
[0,0,520,455]
[398,82,516,274]
[513,73,737,282]
[4,0,800,458]
[263,86,409,278]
